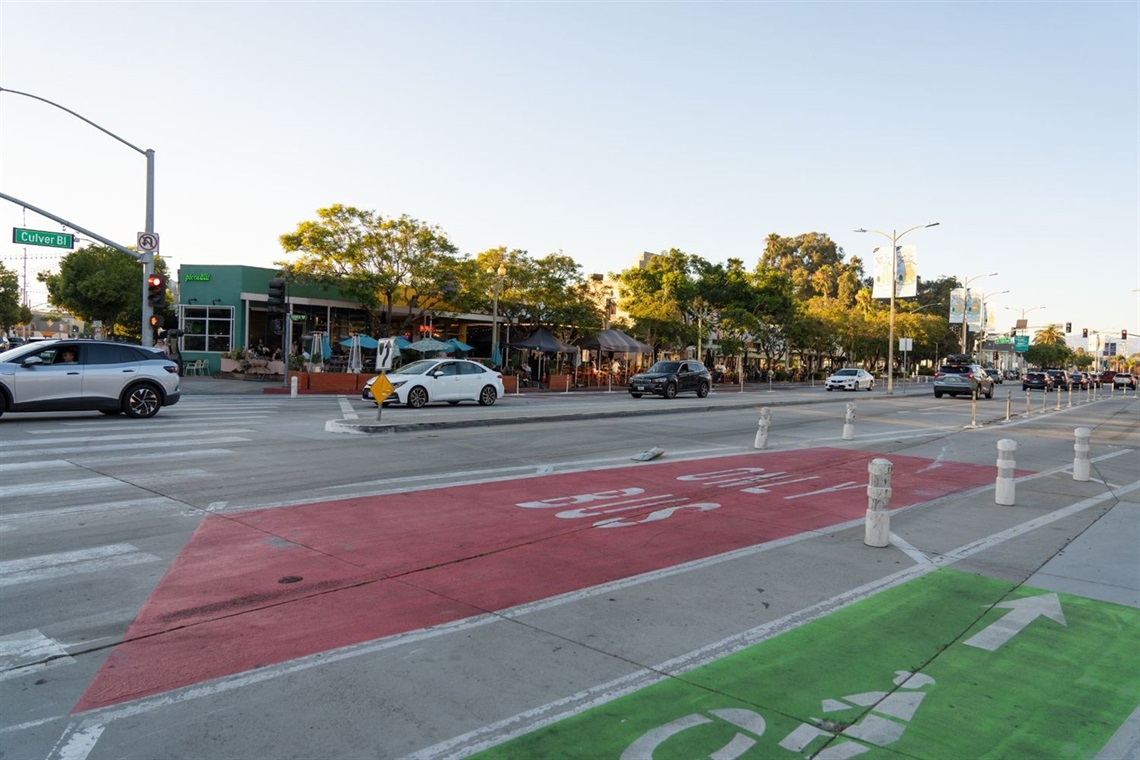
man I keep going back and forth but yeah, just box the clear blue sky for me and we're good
[2,1,1136,352]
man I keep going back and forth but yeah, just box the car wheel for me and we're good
[407,386,429,408]
[934,390,943,398]
[0,393,7,418]
[478,385,497,406]
[630,392,643,398]
[696,382,709,398]
[100,409,122,416]
[826,386,833,391]
[867,382,874,391]
[1022,385,1028,391]
[122,383,162,418]
[985,388,994,399]
[663,383,677,399]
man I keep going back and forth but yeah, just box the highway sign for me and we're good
[1014,335,1029,352]
[12,227,73,249]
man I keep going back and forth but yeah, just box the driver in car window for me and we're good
[55,348,78,364]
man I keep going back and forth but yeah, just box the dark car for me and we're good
[984,368,1003,385]
[1022,371,1053,391]
[933,360,994,399]
[1045,369,1071,391]
[1069,372,1089,390]
[629,360,711,399]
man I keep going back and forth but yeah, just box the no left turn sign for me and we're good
[137,232,160,252]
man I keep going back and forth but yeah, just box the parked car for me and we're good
[1002,369,1021,381]
[362,358,504,408]
[1069,372,1089,390]
[984,368,1003,384]
[1045,369,1071,391]
[0,339,181,418]
[628,360,711,399]
[1099,371,1117,387]
[1113,373,1137,390]
[933,360,994,399]
[824,367,875,392]
[1022,371,1053,392]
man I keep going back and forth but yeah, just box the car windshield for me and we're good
[647,361,681,373]
[393,360,441,376]
[834,369,858,376]
[0,341,58,362]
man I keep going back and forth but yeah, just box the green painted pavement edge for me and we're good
[476,568,1140,759]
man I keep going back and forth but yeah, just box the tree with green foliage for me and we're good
[616,248,701,351]
[37,245,158,341]
[278,204,461,336]
[0,263,31,333]
[759,232,863,301]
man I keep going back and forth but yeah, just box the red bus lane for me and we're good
[75,449,1006,712]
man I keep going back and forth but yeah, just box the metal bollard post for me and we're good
[1042,389,1048,413]
[842,402,855,440]
[1055,386,1062,411]
[864,458,892,547]
[969,390,978,428]
[1005,390,1012,422]
[995,439,1017,505]
[290,375,298,398]
[1025,391,1031,417]
[754,407,772,449]
[1067,384,1072,408]
[1073,427,1091,482]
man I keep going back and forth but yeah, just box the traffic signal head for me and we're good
[147,274,167,309]
[267,278,287,313]
[1082,328,1088,338]
[1065,322,1072,333]
[1124,329,1129,340]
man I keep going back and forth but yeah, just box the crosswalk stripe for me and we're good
[0,437,251,457]
[5,429,251,446]
[3,497,174,523]
[0,629,75,681]
[0,544,159,588]
[0,477,124,499]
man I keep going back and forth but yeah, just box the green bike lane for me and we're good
[476,568,1139,759]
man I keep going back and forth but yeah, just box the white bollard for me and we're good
[290,375,298,398]
[864,458,892,548]
[842,402,856,440]
[995,439,1017,505]
[754,407,772,449]
[1073,427,1091,482]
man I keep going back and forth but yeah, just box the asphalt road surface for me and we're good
[1,383,1137,759]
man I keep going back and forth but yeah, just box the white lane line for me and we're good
[338,397,358,420]
[890,532,935,566]
[49,724,104,760]
[64,449,236,465]
[0,544,160,588]
[0,429,252,447]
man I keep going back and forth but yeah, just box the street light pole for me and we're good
[958,272,999,355]
[490,264,506,368]
[975,290,1009,364]
[854,222,940,394]
[1,87,157,346]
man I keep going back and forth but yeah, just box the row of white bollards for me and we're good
[859,427,1095,547]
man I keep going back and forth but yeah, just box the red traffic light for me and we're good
[147,274,167,308]
[147,274,164,288]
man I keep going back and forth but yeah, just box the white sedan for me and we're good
[824,368,875,391]
[362,359,504,408]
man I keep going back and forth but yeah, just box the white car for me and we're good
[824,368,875,392]
[362,359,504,408]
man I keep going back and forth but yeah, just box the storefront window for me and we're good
[181,306,233,353]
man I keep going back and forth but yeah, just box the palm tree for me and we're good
[1034,323,1066,346]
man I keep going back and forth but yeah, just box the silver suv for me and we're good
[934,359,994,399]
[0,339,181,419]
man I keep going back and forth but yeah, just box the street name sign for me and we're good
[12,227,74,249]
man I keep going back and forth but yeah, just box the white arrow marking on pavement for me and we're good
[964,593,1067,651]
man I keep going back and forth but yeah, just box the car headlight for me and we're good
[390,380,407,390]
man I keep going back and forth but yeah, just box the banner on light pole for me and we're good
[872,245,918,299]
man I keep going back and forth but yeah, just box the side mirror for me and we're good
[22,356,44,367]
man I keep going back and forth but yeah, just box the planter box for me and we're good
[308,372,363,392]
[287,371,310,391]
[220,357,244,373]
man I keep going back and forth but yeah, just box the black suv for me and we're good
[1044,369,1071,391]
[629,360,712,399]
